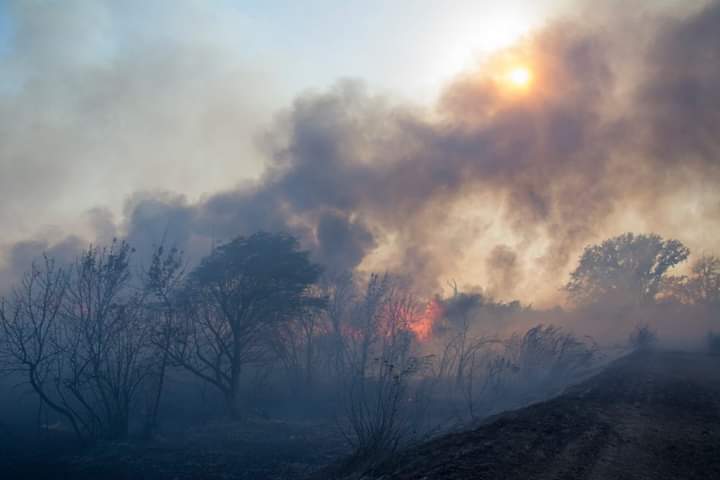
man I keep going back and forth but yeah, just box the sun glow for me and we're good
[418,5,540,96]
[507,66,533,88]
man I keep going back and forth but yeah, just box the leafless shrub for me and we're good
[57,241,155,441]
[0,257,77,436]
[0,242,157,443]
[141,244,186,437]
[453,325,600,420]
[340,275,431,464]
[628,324,658,351]
[271,303,326,392]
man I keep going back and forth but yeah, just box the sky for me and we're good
[0,0,717,305]
[0,0,572,225]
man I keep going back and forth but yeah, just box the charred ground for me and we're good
[0,418,348,480]
[4,350,719,479]
[348,350,720,480]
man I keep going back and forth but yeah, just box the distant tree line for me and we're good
[565,232,719,308]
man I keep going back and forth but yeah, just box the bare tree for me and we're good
[321,271,355,379]
[0,257,81,439]
[142,244,185,437]
[341,276,431,463]
[271,294,326,391]
[438,287,487,387]
[0,242,156,442]
[59,241,154,440]
[346,273,390,381]
[269,271,354,396]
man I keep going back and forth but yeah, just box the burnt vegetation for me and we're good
[1,0,720,477]
[0,230,718,479]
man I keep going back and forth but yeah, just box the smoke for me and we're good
[0,0,274,245]
[638,1,720,164]
[0,235,84,292]
[2,1,719,306]
[487,245,521,298]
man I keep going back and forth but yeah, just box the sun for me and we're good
[507,66,533,88]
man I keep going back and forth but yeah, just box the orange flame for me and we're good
[409,298,443,341]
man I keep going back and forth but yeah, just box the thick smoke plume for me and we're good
[1,1,719,305]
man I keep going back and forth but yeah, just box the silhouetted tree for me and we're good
[0,257,78,438]
[0,242,155,442]
[60,241,153,440]
[270,285,326,391]
[342,275,431,463]
[321,271,355,378]
[688,255,720,305]
[566,233,689,306]
[660,254,720,305]
[167,232,323,418]
[347,273,391,380]
[142,244,186,437]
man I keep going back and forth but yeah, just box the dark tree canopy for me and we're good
[176,231,324,417]
[189,232,324,320]
[566,233,690,306]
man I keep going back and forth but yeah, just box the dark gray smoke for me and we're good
[2,1,719,304]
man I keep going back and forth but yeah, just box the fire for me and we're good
[409,298,443,341]
[340,297,444,343]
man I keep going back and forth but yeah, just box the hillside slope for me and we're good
[364,351,720,480]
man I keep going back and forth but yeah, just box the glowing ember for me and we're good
[409,298,443,341]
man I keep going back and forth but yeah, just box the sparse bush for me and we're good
[628,324,658,351]
[441,324,599,422]
[340,276,431,466]
[490,325,599,407]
